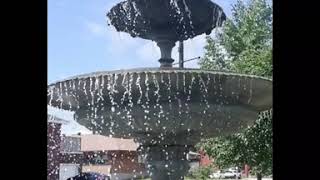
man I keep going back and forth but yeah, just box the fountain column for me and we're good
[157,40,176,68]
[138,145,191,180]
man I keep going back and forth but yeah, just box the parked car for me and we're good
[209,170,223,179]
[209,169,241,179]
[67,172,110,180]
[229,169,241,179]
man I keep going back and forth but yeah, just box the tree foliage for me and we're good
[197,111,273,177]
[199,0,272,77]
[196,134,247,169]
[244,112,272,175]
[197,0,273,178]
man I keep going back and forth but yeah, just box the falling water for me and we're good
[178,73,187,129]
[183,73,186,94]
[185,73,195,129]
[199,74,211,131]
[91,77,98,118]
[97,76,104,103]
[182,0,195,36]
[58,82,63,109]
[199,74,210,109]
[63,81,71,110]
[107,74,116,135]
[48,87,53,107]
[132,1,142,30]
[48,70,271,144]
[89,77,94,106]
[152,73,160,104]
[136,74,142,104]
[72,80,79,110]
[128,73,134,108]
[216,9,223,27]
[248,77,253,104]
[145,73,150,105]
[170,0,181,15]
[167,73,172,107]
[121,73,131,128]
[188,73,195,102]
[121,73,129,105]
[126,73,136,130]
[69,80,76,110]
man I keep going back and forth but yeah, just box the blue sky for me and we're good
[48,0,239,83]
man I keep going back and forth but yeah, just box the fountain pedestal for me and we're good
[138,145,192,180]
[157,40,175,68]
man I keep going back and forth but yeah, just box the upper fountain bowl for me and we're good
[107,0,226,41]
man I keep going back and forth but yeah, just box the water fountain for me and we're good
[48,0,272,179]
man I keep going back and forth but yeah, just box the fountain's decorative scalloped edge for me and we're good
[49,67,272,85]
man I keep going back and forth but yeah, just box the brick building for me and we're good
[79,134,148,179]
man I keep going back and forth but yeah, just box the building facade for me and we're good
[80,134,148,180]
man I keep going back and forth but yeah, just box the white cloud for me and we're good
[183,58,200,68]
[136,41,160,62]
[85,22,106,37]
[108,30,141,52]
[84,14,211,68]
[171,34,207,68]
[134,34,207,68]
[84,20,146,56]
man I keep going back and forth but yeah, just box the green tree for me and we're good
[199,34,231,71]
[244,112,273,176]
[196,134,247,169]
[197,0,273,179]
[199,0,272,77]
[197,111,272,180]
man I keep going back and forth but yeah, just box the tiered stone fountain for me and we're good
[48,0,272,179]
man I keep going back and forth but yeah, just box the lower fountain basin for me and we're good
[48,68,272,144]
